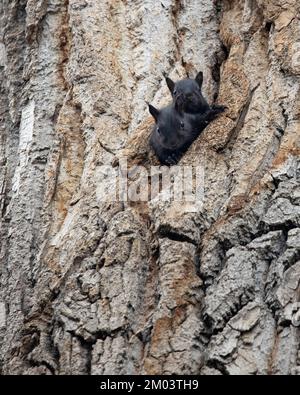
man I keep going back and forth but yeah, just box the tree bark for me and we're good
[0,0,299,375]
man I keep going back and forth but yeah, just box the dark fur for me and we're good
[166,71,226,115]
[148,71,226,165]
[148,101,219,165]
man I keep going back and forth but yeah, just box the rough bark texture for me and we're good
[0,0,299,375]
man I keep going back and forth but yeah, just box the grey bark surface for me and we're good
[0,0,299,375]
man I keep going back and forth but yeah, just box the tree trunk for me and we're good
[0,0,299,375]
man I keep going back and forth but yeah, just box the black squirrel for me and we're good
[148,99,222,165]
[165,71,226,116]
[148,71,226,165]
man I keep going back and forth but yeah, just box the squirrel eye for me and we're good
[173,89,177,95]
[180,121,184,128]
[157,127,160,134]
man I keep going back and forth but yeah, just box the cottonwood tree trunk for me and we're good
[0,0,299,375]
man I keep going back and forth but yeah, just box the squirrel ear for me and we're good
[165,77,175,94]
[148,103,160,121]
[195,71,203,89]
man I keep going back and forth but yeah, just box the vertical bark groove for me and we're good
[0,0,299,375]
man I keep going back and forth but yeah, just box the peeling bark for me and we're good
[0,0,299,375]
